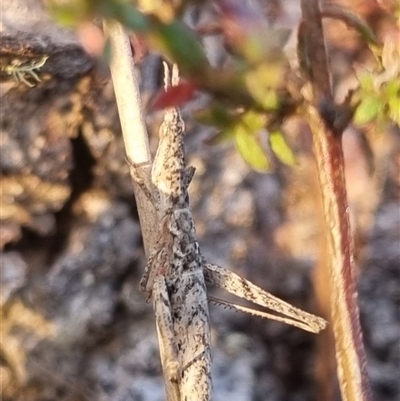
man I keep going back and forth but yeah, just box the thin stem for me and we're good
[300,1,372,400]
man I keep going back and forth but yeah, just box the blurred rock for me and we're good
[0,252,27,305]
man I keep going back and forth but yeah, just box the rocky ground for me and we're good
[1,1,399,401]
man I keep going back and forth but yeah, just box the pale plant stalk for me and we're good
[103,20,178,401]
[103,19,158,256]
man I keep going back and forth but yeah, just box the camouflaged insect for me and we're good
[132,62,327,401]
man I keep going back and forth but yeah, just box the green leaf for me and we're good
[114,3,150,32]
[383,79,400,98]
[388,97,400,125]
[357,71,375,93]
[244,63,284,109]
[269,131,296,166]
[48,0,90,25]
[194,104,234,129]
[234,127,270,172]
[354,96,382,125]
[49,0,150,30]
[151,20,209,75]
[241,110,266,132]
[208,128,236,145]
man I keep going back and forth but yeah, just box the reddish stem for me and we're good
[300,0,373,400]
